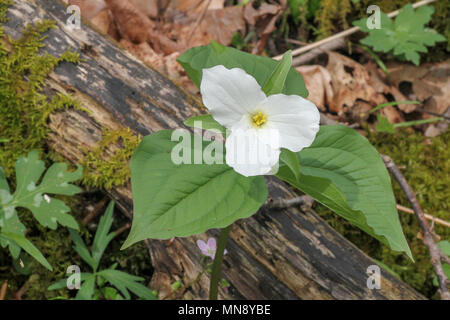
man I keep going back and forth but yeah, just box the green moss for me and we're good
[315,128,449,298]
[81,128,141,189]
[315,0,353,39]
[0,0,82,179]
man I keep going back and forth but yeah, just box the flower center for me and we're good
[251,111,268,128]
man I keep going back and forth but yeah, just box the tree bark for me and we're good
[4,0,424,300]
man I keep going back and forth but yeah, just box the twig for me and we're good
[82,197,108,226]
[382,155,450,300]
[0,280,7,300]
[397,204,450,228]
[15,275,37,300]
[185,0,212,45]
[273,0,438,61]
[113,223,131,238]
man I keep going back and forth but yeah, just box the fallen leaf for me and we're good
[129,0,159,18]
[364,61,417,113]
[105,0,154,44]
[325,52,389,116]
[387,60,450,116]
[296,65,333,112]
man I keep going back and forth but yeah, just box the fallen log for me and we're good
[4,0,424,300]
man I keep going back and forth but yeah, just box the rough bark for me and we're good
[4,0,425,300]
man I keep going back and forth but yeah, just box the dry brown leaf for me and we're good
[105,0,154,44]
[324,52,401,121]
[163,4,245,49]
[185,6,245,47]
[129,0,159,18]
[387,60,450,116]
[364,61,416,113]
[296,65,333,112]
[244,2,280,26]
[90,9,112,35]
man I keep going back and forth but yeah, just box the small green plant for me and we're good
[0,151,82,270]
[48,201,157,300]
[368,101,444,134]
[353,4,446,65]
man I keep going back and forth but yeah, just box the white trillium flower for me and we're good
[200,65,320,177]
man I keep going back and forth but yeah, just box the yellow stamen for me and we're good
[251,111,268,127]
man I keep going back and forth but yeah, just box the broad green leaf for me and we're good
[91,201,115,271]
[122,130,267,247]
[0,232,52,270]
[68,229,96,270]
[98,269,157,300]
[177,41,308,98]
[184,115,226,135]
[279,148,301,182]
[277,125,412,259]
[262,50,292,96]
[353,4,445,65]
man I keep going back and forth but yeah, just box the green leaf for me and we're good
[353,4,446,65]
[375,114,395,134]
[262,50,292,96]
[0,232,52,270]
[0,166,9,191]
[122,130,267,247]
[47,278,68,291]
[438,240,450,256]
[177,41,308,98]
[184,115,226,135]
[75,274,96,300]
[276,125,412,259]
[68,229,96,270]
[279,148,301,182]
[433,264,450,287]
[0,151,82,269]
[91,201,115,271]
[98,269,157,300]
[3,150,82,230]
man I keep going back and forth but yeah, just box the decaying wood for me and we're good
[5,0,425,300]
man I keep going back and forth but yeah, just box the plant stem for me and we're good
[209,225,232,300]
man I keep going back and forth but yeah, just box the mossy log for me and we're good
[5,0,424,300]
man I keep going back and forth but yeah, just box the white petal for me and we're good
[263,94,320,152]
[225,127,280,177]
[200,65,267,128]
